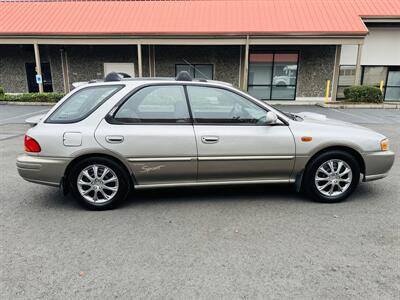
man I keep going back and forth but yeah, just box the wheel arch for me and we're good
[296,145,365,192]
[63,152,135,194]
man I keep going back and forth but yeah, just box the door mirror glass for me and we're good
[265,111,278,124]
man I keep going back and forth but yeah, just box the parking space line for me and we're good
[0,133,24,141]
[330,108,373,122]
[354,110,390,123]
[0,109,49,124]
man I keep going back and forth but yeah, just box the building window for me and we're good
[337,65,356,99]
[175,64,213,80]
[362,66,388,86]
[247,52,298,100]
[361,66,400,101]
[386,67,400,101]
[104,62,135,78]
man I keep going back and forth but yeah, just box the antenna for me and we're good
[182,58,210,80]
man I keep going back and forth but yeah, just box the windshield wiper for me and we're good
[288,112,303,121]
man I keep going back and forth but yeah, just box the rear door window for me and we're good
[46,85,123,123]
[113,85,190,124]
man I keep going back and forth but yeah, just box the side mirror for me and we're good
[265,111,278,124]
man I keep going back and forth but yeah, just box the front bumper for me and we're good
[363,150,395,182]
[16,154,71,187]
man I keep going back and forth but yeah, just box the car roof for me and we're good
[74,77,233,89]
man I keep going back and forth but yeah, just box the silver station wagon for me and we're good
[17,72,395,210]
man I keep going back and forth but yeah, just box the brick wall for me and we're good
[0,44,334,98]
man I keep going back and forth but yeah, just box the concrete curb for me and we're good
[317,103,400,109]
[0,101,55,106]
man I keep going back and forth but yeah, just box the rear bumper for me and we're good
[16,154,71,187]
[363,150,395,182]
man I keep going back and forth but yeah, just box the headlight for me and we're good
[380,138,390,151]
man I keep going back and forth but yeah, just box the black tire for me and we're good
[69,157,131,210]
[303,150,360,203]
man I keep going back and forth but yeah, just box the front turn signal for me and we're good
[301,136,313,142]
[380,138,390,151]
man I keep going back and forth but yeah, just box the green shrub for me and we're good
[0,86,4,97]
[343,85,383,103]
[0,92,65,103]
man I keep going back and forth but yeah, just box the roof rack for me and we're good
[175,70,192,81]
[121,77,174,81]
[74,72,233,88]
[104,72,123,82]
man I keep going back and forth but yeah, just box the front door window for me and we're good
[186,85,268,125]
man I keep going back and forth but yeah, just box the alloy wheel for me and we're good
[77,164,119,204]
[314,159,353,197]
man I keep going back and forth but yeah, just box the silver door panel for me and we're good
[194,125,295,181]
[128,157,197,184]
[198,155,294,181]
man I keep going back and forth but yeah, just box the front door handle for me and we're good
[201,136,219,144]
[106,135,124,143]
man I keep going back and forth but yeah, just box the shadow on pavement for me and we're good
[37,183,323,211]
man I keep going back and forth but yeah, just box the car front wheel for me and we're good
[303,150,360,203]
[69,157,131,210]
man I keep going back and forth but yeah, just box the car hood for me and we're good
[295,111,375,131]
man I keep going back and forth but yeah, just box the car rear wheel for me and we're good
[69,157,131,210]
[303,150,360,203]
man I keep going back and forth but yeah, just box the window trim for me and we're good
[175,64,214,80]
[45,84,124,124]
[106,82,289,126]
[247,50,299,101]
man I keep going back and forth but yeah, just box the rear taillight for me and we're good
[24,135,41,153]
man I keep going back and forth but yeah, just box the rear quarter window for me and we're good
[46,85,123,123]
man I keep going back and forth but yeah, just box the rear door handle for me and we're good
[201,136,219,144]
[106,135,124,143]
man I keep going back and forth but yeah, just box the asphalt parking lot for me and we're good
[1,104,399,299]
